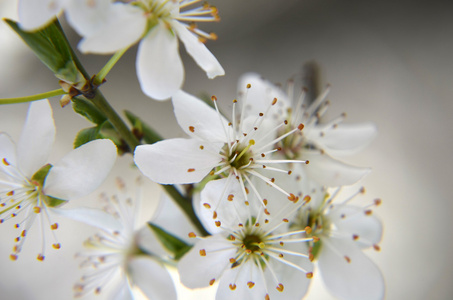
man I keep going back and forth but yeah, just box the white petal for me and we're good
[137,24,184,100]
[171,20,224,79]
[134,138,220,184]
[318,237,385,300]
[113,275,134,300]
[237,73,290,121]
[17,100,55,178]
[0,133,17,175]
[44,139,117,200]
[329,205,383,249]
[303,151,371,187]
[18,0,62,31]
[309,122,377,156]
[178,235,236,289]
[72,1,146,54]
[50,206,122,232]
[129,257,177,300]
[216,261,266,300]
[135,226,168,258]
[172,90,229,142]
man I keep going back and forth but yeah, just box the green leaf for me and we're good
[72,97,107,125]
[148,223,192,260]
[5,18,84,83]
[74,127,101,148]
[124,110,163,144]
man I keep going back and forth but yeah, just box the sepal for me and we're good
[148,222,192,260]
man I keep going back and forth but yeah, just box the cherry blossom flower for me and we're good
[178,179,316,300]
[238,73,377,187]
[0,100,117,261]
[18,0,69,30]
[134,88,309,211]
[74,177,177,300]
[65,0,224,100]
[292,184,384,300]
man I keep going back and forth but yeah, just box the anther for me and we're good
[309,253,314,261]
[228,194,234,201]
[34,206,41,214]
[6,191,14,196]
[288,193,296,201]
[282,218,289,223]
[305,226,312,234]
[187,168,195,172]
[203,203,211,209]
[306,272,313,278]
[305,160,310,164]
[37,254,45,261]
[211,95,217,101]
[272,98,277,105]
[247,281,255,288]
[279,253,284,258]
[189,126,195,132]
[360,187,366,193]
[229,258,236,263]
[51,223,58,230]
[246,84,251,89]
[209,279,216,286]
[200,145,204,150]
[298,123,304,130]
[364,209,373,215]
[373,244,381,251]
[276,283,284,292]
[265,294,270,300]
[10,254,18,261]
[303,195,311,203]
[52,243,61,249]
[352,234,359,240]
[188,232,197,238]
[264,208,270,215]
[288,170,292,175]
[229,283,237,290]
[344,256,351,263]
[199,249,207,256]
[374,198,382,206]
[21,230,26,237]
[263,199,268,206]
[312,236,320,242]
[215,221,221,227]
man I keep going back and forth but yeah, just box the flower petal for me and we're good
[318,237,385,300]
[44,139,117,200]
[308,122,377,156]
[171,20,224,79]
[178,234,235,289]
[303,151,371,187]
[137,23,184,100]
[17,99,55,178]
[18,0,62,31]
[0,133,17,174]
[134,138,220,184]
[129,257,177,300]
[49,206,122,232]
[329,205,383,249]
[112,275,134,300]
[172,90,229,143]
[71,1,146,54]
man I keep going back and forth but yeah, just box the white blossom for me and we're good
[65,0,224,100]
[74,178,177,300]
[0,100,117,260]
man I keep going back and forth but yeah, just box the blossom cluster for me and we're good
[0,1,384,300]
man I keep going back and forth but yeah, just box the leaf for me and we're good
[124,110,163,144]
[74,127,101,149]
[5,18,84,83]
[72,97,107,125]
[148,223,192,260]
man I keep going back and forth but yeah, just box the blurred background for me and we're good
[0,0,452,299]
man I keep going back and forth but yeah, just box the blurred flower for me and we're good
[0,100,117,261]
[135,89,308,211]
[66,0,224,100]
[178,178,315,300]
[292,185,384,300]
[238,73,377,187]
[18,0,68,30]
[74,177,177,300]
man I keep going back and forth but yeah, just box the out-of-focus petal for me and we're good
[172,90,229,143]
[44,139,117,200]
[303,151,371,187]
[134,138,220,184]
[18,0,62,31]
[129,257,177,300]
[308,122,377,156]
[17,99,55,178]
[329,205,383,249]
[137,23,184,100]
[171,20,224,79]
[50,206,122,232]
[112,275,134,300]
[178,235,235,289]
[318,237,385,300]
[73,1,146,54]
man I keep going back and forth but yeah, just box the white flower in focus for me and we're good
[239,73,377,187]
[293,185,384,300]
[66,0,224,100]
[0,100,117,261]
[178,179,316,300]
[74,178,177,300]
[135,88,309,210]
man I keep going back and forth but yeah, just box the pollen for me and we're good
[227,194,234,201]
[374,198,382,206]
[34,206,41,214]
[247,281,255,288]
[282,218,289,223]
[365,209,373,215]
[188,232,197,238]
[229,283,237,290]
[203,203,211,209]
[211,95,217,101]
[37,254,45,261]
[276,283,284,292]
[2,158,10,166]
[229,258,236,263]
[305,226,312,234]
[312,236,320,242]
[215,221,221,227]
[272,98,277,105]
[298,123,304,130]
[199,249,207,256]
[209,279,216,286]
[52,243,61,249]
[51,223,59,230]
[189,126,195,132]
[199,145,204,150]
[306,272,313,279]
[6,190,14,196]
[187,168,196,172]
[373,244,381,251]
[246,83,251,89]
[213,211,217,219]
[264,208,270,215]
[10,254,18,261]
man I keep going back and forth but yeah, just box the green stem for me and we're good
[162,185,209,236]
[89,90,140,151]
[0,89,66,105]
[94,47,129,86]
